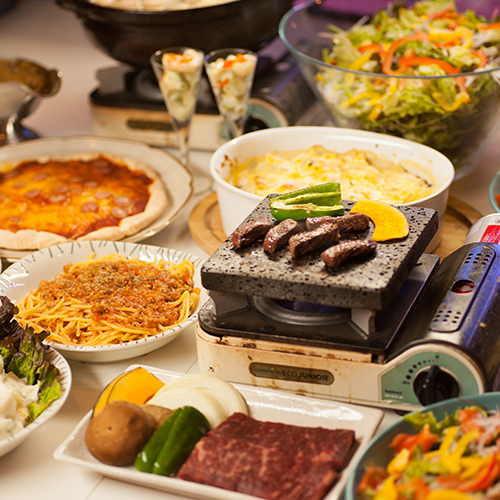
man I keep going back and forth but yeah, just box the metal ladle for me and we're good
[0,58,62,146]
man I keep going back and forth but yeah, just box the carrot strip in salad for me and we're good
[358,406,500,500]
[317,0,500,173]
[381,31,428,75]
[397,56,459,75]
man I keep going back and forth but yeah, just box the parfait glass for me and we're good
[151,47,211,194]
[204,48,258,141]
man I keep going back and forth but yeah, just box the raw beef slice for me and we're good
[177,412,355,500]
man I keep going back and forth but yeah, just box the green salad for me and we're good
[318,0,500,174]
[0,295,61,422]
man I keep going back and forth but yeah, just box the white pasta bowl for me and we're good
[0,241,206,363]
[210,126,455,252]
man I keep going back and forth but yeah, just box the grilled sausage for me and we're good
[321,239,377,268]
[289,222,340,259]
[263,219,302,253]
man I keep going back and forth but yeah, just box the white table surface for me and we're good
[1,1,500,499]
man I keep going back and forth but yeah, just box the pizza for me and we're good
[0,152,168,250]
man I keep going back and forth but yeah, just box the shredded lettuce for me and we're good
[317,0,500,174]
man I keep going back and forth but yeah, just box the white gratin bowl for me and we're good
[210,126,455,251]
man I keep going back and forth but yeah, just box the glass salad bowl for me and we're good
[279,0,500,180]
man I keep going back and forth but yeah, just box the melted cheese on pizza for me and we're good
[0,156,152,239]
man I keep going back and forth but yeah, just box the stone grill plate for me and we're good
[201,198,439,310]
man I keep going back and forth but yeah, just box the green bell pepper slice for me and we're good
[134,407,183,473]
[269,182,344,221]
[152,405,210,476]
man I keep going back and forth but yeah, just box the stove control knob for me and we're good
[413,365,460,406]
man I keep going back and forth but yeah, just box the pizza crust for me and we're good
[0,152,168,250]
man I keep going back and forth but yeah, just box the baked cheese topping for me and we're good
[0,156,152,238]
[225,146,437,205]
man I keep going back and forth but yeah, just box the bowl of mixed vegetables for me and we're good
[345,393,500,500]
[279,0,500,179]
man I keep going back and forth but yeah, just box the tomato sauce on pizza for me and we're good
[0,154,167,249]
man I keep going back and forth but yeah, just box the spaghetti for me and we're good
[15,253,200,346]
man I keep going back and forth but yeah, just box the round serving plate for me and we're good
[0,135,193,259]
[0,241,206,363]
[0,348,71,458]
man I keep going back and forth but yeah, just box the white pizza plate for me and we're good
[54,364,384,500]
[0,241,206,363]
[0,348,71,458]
[0,136,193,259]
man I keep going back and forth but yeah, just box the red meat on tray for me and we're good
[177,412,355,500]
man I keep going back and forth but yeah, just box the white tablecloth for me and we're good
[1,1,499,499]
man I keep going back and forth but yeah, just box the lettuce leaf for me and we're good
[0,295,61,422]
[404,410,459,434]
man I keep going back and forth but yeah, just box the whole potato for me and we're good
[85,401,152,466]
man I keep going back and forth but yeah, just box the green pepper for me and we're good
[152,406,210,476]
[134,407,183,473]
[269,182,344,221]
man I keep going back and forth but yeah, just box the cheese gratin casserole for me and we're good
[225,146,436,205]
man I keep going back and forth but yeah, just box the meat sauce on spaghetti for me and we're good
[15,254,200,346]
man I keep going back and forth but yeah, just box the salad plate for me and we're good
[0,348,71,458]
[54,364,384,500]
[0,241,206,363]
[0,136,193,260]
[345,393,500,500]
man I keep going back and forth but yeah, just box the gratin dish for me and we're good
[0,241,206,363]
[345,392,500,500]
[0,349,71,458]
[210,126,454,251]
[54,364,384,500]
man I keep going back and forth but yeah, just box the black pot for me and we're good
[55,0,295,68]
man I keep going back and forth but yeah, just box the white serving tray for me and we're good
[54,364,384,500]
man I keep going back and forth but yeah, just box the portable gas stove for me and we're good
[90,39,327,150]
[196,199,500,412]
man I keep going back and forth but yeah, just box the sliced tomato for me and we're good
[357,464,388,493]
[390,424,439,454]
[458,455,500,492]
[458,407,484,433]
[398,477,430,500]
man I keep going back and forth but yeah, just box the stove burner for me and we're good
[251,296,349,326]
[198,254,441,356]
[130,69,163,102]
